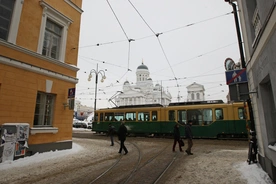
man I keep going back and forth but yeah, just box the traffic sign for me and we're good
[225,68,247,85]
[68,88,75,98]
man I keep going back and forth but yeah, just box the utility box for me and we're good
[0,123,29,163]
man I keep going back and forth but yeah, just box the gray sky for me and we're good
[76,0,240,108]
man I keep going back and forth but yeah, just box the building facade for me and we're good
[236,0,276,181]
[0,0,83,154]
[115,62,172,106]
[186,82,205,102]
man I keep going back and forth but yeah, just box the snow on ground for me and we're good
[0,136,274,184]
[0,142,83,171]
[235,162,274,184]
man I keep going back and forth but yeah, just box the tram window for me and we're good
[126,112,136,121]
[152,111,158,121]
[94,113,98,122]
[203,109,212,125]
[138,112,150,121]
[238,108,245,119]
[100,113,103,121]
[187,109,201,125]
[169,110,175,121]
[178,110,187,124]
[114,113,124,121]
[215,109,224,120]
[105,113,114,121]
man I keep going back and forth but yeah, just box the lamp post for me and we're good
[88,63,106,120]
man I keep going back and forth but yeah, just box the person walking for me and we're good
[185,120,193,155]
[108,123,115,146]
[172,124,183,152]
[117,121,128,155]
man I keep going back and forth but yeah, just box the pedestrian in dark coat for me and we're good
[108,123,115,146]
[117,121,128,155]
[172,124,183,152]
[185,120,193,155]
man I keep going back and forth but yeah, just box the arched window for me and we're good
[191,93,195,100]
[196,93,200,99]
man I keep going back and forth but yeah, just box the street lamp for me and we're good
[88,63,106,120]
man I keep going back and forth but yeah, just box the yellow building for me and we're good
[0,0,83,154]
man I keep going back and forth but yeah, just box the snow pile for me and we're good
[235,162,274,184]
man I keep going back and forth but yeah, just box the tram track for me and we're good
[119,142,178,184]
[87,140,177,184]
[88,141,142,184]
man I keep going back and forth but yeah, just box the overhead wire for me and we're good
[151,42,237,75]
[127,0,180,91]
[78,12,232,49]
[78,39,127,48]
[105,0,134,80]
[162,12,233,34]
[106,0,129,41]
[77,3,235,103]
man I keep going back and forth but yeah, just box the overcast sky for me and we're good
[75,0,241,108]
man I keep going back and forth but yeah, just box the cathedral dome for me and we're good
[137,63,148,70]
[124,81,130,85]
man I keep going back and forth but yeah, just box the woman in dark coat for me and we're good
[172,124,183,152]
[117,121,128,155]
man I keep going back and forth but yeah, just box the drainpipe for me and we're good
[225,0,246,68]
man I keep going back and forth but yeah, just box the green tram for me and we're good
[92,100,250,139]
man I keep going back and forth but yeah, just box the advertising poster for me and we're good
[2,141,15,162]
[17,125,29,141]
[15,142,25,157]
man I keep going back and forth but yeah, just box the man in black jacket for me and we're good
[185,120,193,155]
[172,124,183,152]
[117,121,128,155]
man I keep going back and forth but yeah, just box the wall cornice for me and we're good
[0,40,79,72]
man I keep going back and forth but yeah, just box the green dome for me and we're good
[137,64,148,70]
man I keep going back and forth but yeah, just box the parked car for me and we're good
[72,119,78,127]
[73,121,87,128]
[87,122,92,129]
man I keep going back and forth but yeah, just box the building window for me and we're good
[34,92,56,126]
[196,93,200,100]
[0,0,15,40]
[38,1,73,62]
[42,19,62,59]
[260,79,276,145]
[191,93,195,100]
[252,8,261,38]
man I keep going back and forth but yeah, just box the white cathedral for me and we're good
[186,82,205,102]
[115,62,172,106]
